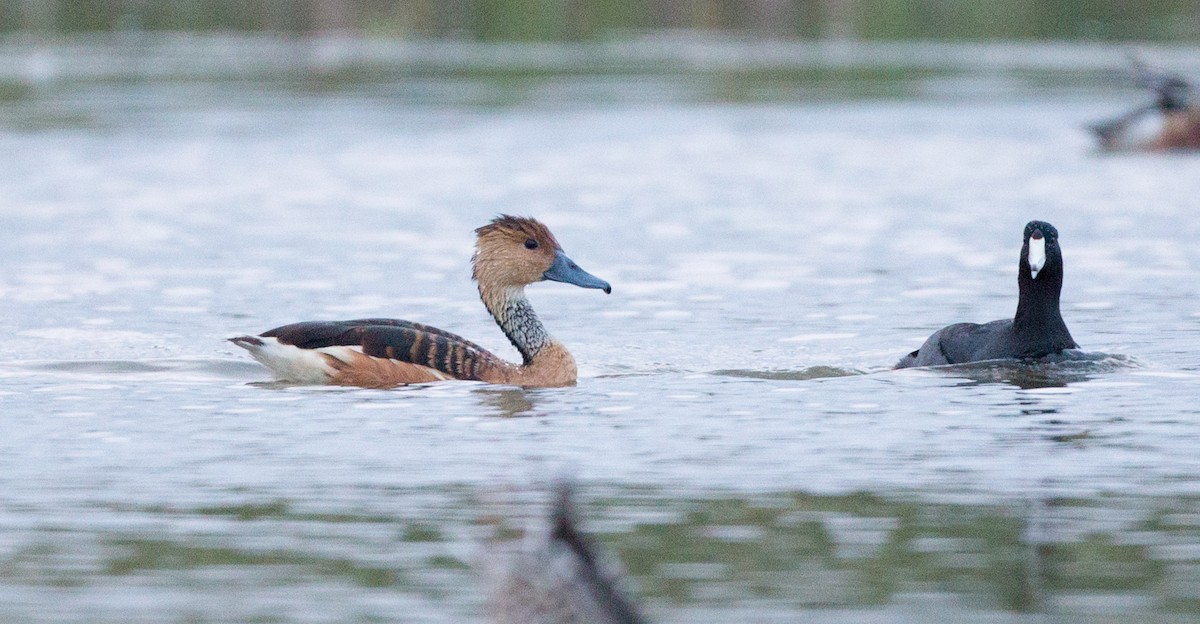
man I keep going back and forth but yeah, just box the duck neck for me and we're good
[1013,269,1074,345]
[480,284,551,365]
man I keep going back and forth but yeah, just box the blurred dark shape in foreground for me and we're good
[483,482,648,624]
[1090,53,1200,151]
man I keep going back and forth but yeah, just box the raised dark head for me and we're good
[1014,220,1076,350]
[1021,220,1062,282]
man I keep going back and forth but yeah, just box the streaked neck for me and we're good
[481,285,550,364]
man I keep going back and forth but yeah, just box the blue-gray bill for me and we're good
[543,251,612,294]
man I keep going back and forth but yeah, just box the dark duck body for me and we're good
[896,221,1078,368]
[230,216,611,388]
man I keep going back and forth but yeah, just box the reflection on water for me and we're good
[3,487,1198,622]
[0,358,264,380]
[712,366,862,381]
[713,353,1138,388]
[911,352,1141,389]
[474,387,540,418]
[3,36,1200,114]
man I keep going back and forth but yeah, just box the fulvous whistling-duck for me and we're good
[896,221,1077,368]
[1090,54,1200,151]
[230,216,611,388]
[484,483,648,624]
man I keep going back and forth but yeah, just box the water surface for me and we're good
[1,37,1199,623]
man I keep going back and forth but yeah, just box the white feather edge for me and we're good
[234,337,453,383]
[231,336,336,383]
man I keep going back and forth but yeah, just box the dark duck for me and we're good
[896,221,1078,368]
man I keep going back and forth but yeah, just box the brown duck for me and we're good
[1091,54,1200,151]
[231,216,611,388]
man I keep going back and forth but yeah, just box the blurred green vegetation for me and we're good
[1,0,1198,41]
[600,492,1175,612]
[4,489,1198,616]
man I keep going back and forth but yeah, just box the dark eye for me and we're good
[524,238,539,250]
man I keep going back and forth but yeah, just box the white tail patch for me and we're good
[230,336,337,384]
[1028,235,1046,279]
[232,337,457,386]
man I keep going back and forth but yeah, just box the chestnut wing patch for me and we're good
[263,319,496,381]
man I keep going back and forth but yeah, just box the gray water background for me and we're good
[1,36,1199,622]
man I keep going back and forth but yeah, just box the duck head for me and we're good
[1129,53,1193,112]
[472,215,611,294]
[1154,76,1192,112]
[1021,220,1062,282]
